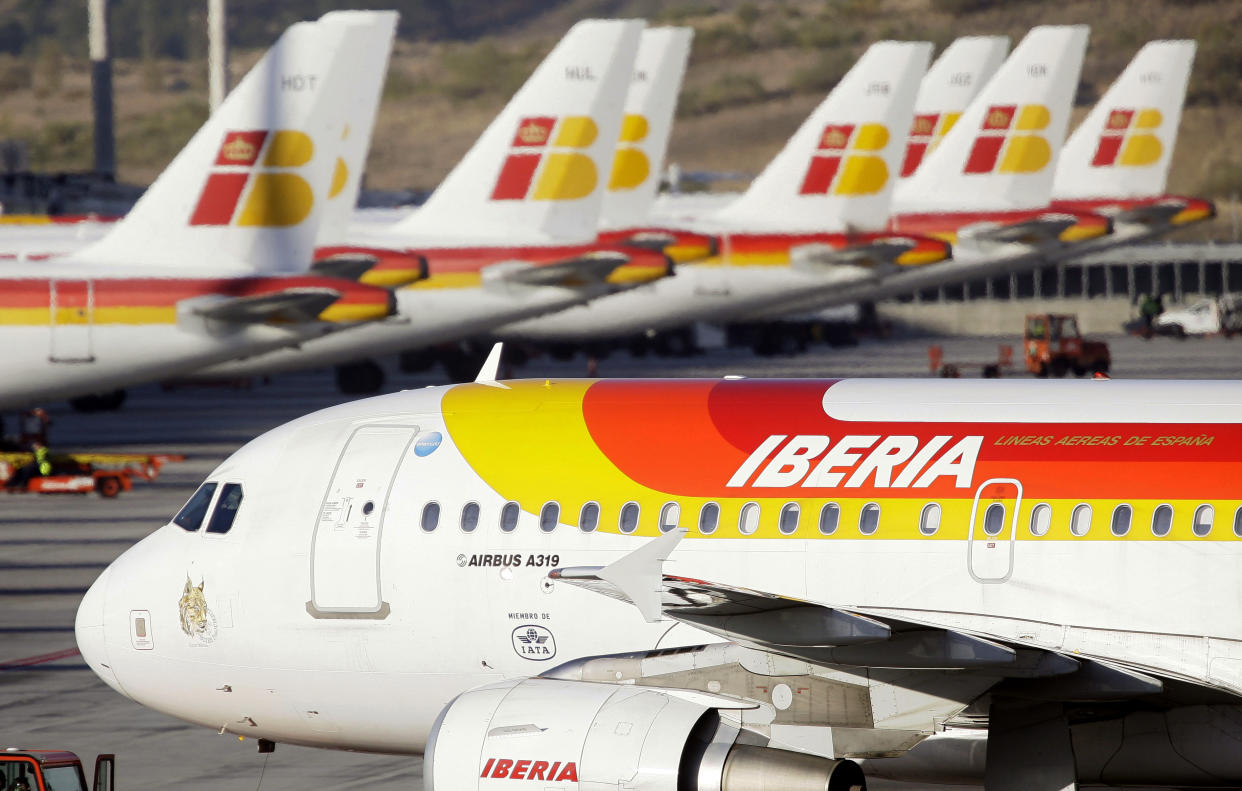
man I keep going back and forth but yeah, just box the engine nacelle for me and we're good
[426,678,865,791]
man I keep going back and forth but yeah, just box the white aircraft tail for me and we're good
[1053,40,1195,200]
[599,26,693,230]
[901,35,1009,178]
[315,12,399,246]
[896,25,1089,213]
[77,11,398,273]
[392,20,645,243]
[712,41,932,232]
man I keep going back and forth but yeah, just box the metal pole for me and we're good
[207,0,229,112]
[88,0,115,178]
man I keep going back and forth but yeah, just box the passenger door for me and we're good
[48,279,95,362]
[310,424,417,616]
[967,478,1021,583]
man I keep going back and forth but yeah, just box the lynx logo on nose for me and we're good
[1090,107,1163,168]
[190,130,316,227]
[491,116,599,201]
[963,105,1053,175]
[798,123,891,196]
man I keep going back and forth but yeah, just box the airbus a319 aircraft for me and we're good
[78,362,1242,790]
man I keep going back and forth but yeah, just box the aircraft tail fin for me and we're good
[1053,40,1195,200]
[901,35,1009,178]
[712,41,932,232]
[314,12,399,246]
[896,25,1089,213]
[392,20,645,244]
[77,11,398,273]
[599,27,693,230]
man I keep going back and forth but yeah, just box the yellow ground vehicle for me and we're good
[1024,313,1110,377]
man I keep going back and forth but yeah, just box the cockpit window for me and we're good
[173,483,217,532]
[205,483,243,534]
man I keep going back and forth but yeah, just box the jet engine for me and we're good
[425,678,865,791]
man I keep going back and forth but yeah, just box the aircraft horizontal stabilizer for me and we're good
[1111,200,1192,227]
[789,239,918,272]
[960,214,1083,246]
[191,288,344,324]
[487,251,633,288]
[311,254,381,282]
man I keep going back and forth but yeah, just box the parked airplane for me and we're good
[190,21,702,391]
[1050,40,1214,243]
[78,371,1242,790]
[0,12,400,411]
[495,40,951,348]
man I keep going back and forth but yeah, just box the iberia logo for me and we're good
[1090,107,1163,168]
[901,111,962,177]
[798,123,891,196]
[963,104,1052,175]
[190,130,316,227]
[608,114,650,191]
[491,116,599,201]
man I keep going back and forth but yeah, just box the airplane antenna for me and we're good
[474,343,504,384]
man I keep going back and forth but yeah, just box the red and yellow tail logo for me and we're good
[608,114,650,191]
[963,105,1052,175]
[1091,108,1162,168]
[901,111,961,177]
[190,130,316,227]
[798,123,890,196]
[491,116,599,201]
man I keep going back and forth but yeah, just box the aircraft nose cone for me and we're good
[76,565,125,695]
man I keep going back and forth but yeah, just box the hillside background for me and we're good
[0,0,1239,237]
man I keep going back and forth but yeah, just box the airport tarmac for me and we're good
[2,332,1240,789]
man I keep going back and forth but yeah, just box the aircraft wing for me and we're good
[550,529,1183,700]
[191,287,345,324]
[486,251,632,288]
[959,214,1081,246]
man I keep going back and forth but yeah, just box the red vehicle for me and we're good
[0,452,182,497]
[1024,313,1111,377]
[0,749,114,791]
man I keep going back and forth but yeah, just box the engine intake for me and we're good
[426,678,864,791]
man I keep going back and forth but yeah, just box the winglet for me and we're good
[475,343,505,383]
[597,527,687,622]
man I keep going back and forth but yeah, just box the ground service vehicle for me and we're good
[1023,312,1110,376]
[1153,293,1242,337]
[0,749,113,791]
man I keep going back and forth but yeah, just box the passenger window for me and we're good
[738,502,760,535]
[859,503,880,535]
[819,503,840,535]
[539,502,560,532]
[460,502,480,533]
[659,502,681,533]
[1151,504,1173,537]
[778,503,800,535]
[698,502,720,534]
[173,482,217,532]
[1070,503,1092,537]
[982,502,1005,536]
[206,483,243,534]
[1110,504,1132,537]
[619,501,640,534]
[500,501,519,532]
[1029,503,1051,536]
[421,502,440,532]
[1193,504,1215,537]
[919,503,941,536]
[579,502,600,532]
[1234,506,1242,538]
